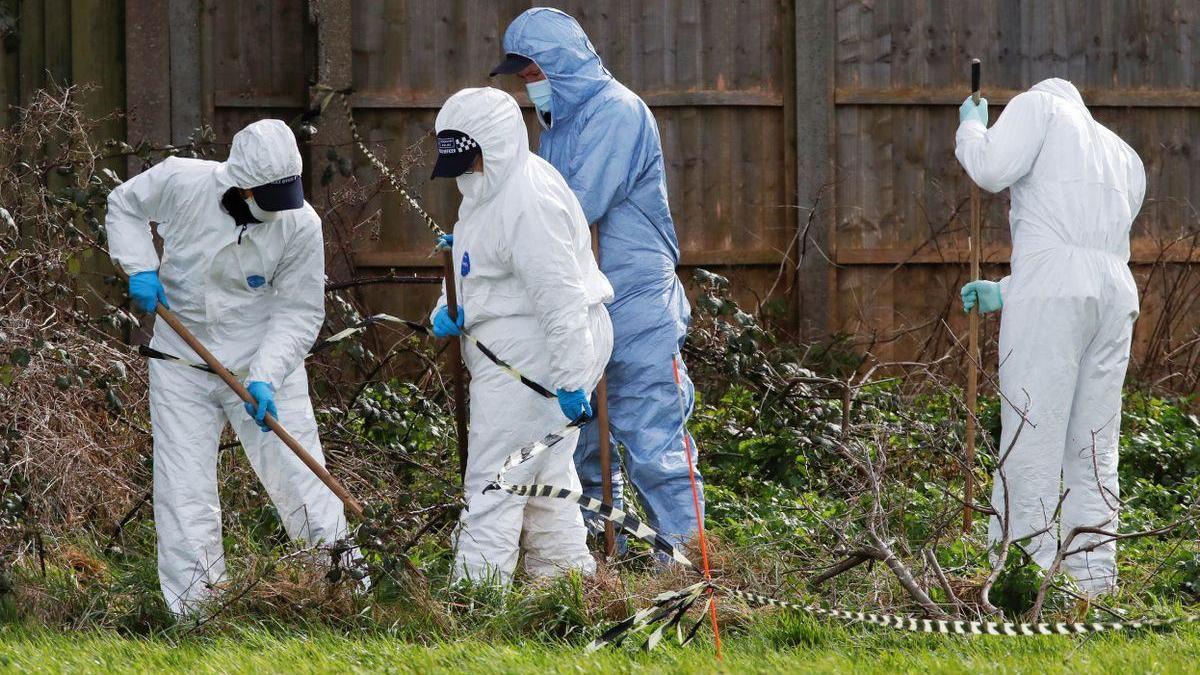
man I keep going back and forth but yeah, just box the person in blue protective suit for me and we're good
[491,7,702,554]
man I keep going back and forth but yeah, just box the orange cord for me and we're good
[673,355,723,660]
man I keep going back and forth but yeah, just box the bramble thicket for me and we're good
[2,87,1199,648]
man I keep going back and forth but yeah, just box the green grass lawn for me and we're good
[4,620,1200,674]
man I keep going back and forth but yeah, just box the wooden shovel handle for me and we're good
[155,305,364,516]
[441,251,470,480]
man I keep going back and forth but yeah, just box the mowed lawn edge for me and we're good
[2,622,1200,674]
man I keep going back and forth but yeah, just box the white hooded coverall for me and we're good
[956,79,1145,594]
[432,87,614,584]
[105,120,348,614]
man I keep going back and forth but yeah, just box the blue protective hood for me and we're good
[502,8,612,123]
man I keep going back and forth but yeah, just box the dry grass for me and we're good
[1,313,150,555]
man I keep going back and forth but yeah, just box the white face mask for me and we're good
[456,172,484,199]
[246,196,283,223]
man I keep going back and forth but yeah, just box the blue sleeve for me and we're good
[564,100,646,225]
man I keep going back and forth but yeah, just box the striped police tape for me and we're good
[483,389,1196,649]
[140,310,1196,649]
[140,100,1194,647]
[327,98,1198,646]
[338,93,446,238]
[144,312,556,400]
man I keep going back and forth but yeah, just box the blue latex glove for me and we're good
[556,388,592,422]
[243,381,277,433]
[128,270,170,313]
[432,305,465,337]
[961,280,1003,314]
[435,233,454,251]
[959,95,989,126]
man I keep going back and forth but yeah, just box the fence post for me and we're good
[795,0,835,338]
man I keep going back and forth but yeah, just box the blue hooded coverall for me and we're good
[502,7,703,549]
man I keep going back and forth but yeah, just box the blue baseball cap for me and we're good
[251,175,304,211]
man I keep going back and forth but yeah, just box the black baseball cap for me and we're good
[431,129,481,179]
[250,175,304,211]
[489,53,534,77]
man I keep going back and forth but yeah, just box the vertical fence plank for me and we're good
[307,0,352,281]
[124,0,171,175]
[168,0,203,144]
[0,0,16,124]
[795,0,834,337]
[42,0,70,87]
[68,0,125,315]
[17,0,44,104]
[71,0,125,161]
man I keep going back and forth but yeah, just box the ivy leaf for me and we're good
[9,349,30,367]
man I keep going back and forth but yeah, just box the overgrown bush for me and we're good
[2,88,1197,645]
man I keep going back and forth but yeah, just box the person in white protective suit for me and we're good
[105,119,349,615]
[956,78,1145,595]
[427,87,614,584]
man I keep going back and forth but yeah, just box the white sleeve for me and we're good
[509,201,594,392]
[104,159,177,274]
[1127,151,1147,218]
[955,92,1050,194]
[247,218,326,386]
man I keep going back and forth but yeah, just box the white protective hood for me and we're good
[215,119,304,189]
[1030,77,1086,109]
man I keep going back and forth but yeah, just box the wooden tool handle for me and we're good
[441,250,469,480]
[964,57,983,533]
[590,222,617,559]
[596,375,616,558]
[155,306,364,516]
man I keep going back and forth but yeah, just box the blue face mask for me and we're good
[526,78,553,118]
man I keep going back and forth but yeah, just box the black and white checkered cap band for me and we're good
[438,134,478,154]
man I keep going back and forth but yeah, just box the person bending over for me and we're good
[106,120,347,614]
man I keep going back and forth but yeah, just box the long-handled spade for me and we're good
[441,251,469,480]
[591,223,617,559]
[963,58,982,533]
[152,303,364,517]
[596,376,617,558]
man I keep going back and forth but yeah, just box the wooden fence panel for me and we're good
[342,0,797,324]
[829,0,1200,369]
[8,0,1197,381]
